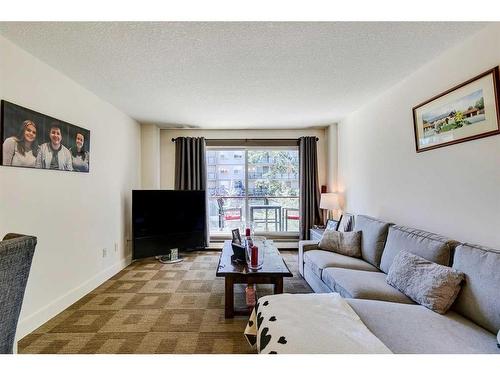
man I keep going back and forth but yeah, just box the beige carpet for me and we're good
[18,250,312,354]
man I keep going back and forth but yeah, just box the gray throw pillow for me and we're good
[318,229,362,258]
[386,251,464,314]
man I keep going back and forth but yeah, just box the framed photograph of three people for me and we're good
[1,100,90,172]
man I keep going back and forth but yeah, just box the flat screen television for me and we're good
[132,190,206,260]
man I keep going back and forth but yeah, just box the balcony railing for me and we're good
[209,195,298,200]
[249,157,298,164]
[208,195,299,234]
[247,172,298,179]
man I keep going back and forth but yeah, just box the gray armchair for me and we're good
[0,233,37,354]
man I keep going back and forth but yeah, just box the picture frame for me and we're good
[337,214,354,232]
[231,228,242,245]
[1,100,90,172]
[326,219,339,231]
[412,67,500,152]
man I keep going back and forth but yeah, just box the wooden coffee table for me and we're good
[216,240,293,318]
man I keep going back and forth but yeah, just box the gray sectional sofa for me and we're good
[298,215,500,354]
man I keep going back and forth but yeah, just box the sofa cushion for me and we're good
[379,225,456,274]
[452,243,500,334]
[303,250,378,279]
[353,215,391,268]
[347,298,498,354]
[318,230,361,257]
[303,266,334,293]
[387,251,464,314]
[322,267,414,304]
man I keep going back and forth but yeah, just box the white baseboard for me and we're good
[15,256,132,346]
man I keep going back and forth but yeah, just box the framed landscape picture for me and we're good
[412,67,500,152]
[1,100,90,172]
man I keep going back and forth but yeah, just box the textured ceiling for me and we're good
[0,22,487,129]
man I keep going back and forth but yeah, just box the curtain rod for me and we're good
[171,137,319,142]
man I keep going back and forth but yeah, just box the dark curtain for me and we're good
[299,136,322,240]
[174,137,208,246]
[174,137,207,190]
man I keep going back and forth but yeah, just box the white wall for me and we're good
[158,128,328,189]
[141,124,161,189]
[338,24,500,249]
[0,35,141,340]
[325,123,338,192]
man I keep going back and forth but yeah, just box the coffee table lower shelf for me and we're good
[224,275,284,319]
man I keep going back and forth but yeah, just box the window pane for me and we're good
[247,150,299,233]
[208,197,245,233]
[207,148,299,235]
[207,150,245,234]
[247,150,299,198]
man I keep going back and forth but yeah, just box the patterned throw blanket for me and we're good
[244,293,392,354]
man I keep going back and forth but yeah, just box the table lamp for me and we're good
[320,192,340,223]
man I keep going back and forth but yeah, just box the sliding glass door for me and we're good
[207,147,299,237]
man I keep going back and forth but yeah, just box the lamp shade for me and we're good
[320,193,339,210]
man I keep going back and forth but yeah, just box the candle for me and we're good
[245,285,256,306]
[251,245,258,267]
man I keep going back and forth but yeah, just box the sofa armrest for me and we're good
[298,240,319,277]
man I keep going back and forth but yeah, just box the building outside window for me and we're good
[206,148,299,237]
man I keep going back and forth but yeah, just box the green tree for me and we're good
[248,151,298,197]
[248,150,299,214]
[475,97,484,110]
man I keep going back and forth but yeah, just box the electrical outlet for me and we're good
[102,248,107,258]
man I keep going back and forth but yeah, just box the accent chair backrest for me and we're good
[0,234,37,354]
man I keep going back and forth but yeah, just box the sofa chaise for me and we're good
[296,215,500,354]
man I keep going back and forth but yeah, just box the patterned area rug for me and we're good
[18,250,312,354]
